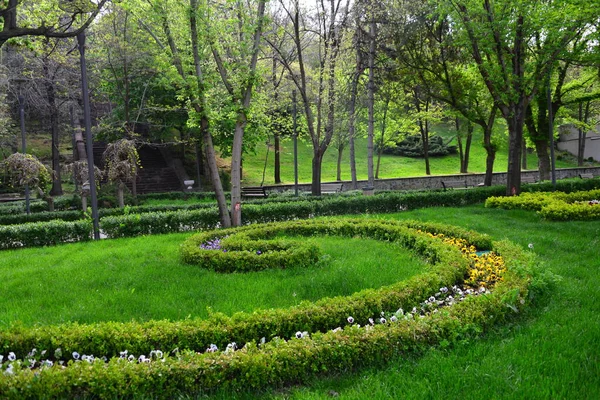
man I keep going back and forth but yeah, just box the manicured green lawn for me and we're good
[0,235,426,327]
[1,205,598,399]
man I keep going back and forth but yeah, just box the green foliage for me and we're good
[0,219,92,249]
[1,153,52,195]
[485,188,600,220]
[181,227,321,272]
[381,135,458,157]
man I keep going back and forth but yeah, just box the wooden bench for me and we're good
[579,173,595,179]
[441,179,468,191]
[521,176,538,184]
[241,187,268,198]
[321,183,343,194]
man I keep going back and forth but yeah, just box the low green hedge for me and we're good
[485,189,600,221]
[0,219,93,250]
[0,219,538,398]
[181,227,321,272]
[538,200,600,221]
[0,210,84,226]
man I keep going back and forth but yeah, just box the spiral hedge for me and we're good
[0,218,538,398]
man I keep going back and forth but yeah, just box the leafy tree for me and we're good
[269,0,352,195]
[441,0,600,195]
[2,152,53,209]
[103,139,140,207]
[0,0,109,47]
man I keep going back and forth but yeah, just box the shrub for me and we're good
[181,227,321,272]
[0,219,92,249]
[485,188,600,221]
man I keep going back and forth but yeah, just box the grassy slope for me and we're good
[0,235,425,327]
[237,125,579,186]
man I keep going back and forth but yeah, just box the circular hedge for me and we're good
[0,218,538,398]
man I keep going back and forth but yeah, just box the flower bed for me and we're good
[0,218,537,398]
[485,189,600,221]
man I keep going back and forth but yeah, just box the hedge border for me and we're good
[485,188,600,220]
[0,219,537,398]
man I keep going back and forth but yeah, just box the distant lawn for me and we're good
[236,125,580,186]
[0,234,426,328]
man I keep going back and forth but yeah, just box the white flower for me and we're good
[120,350,128,358]
[440,287,449,293]
[8,352,16,361]
[150,350,163,359]
[138,355,147,363]
[390,315,398,322]
[42,360,53,368]
[4,364,14,375]
[396,308,404,316]
[128,354,135,362]
[368,318,374,325]
[428,296,436,303]
[528,243,534,249]
[478,287,486,293]
[72,352,80,360]
[295,331,303,339]
[206,344,218,353]
[332,327,342,332]
[347,316,354,324]
[380,318,387,324]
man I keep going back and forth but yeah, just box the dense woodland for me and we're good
[1,0,599,226]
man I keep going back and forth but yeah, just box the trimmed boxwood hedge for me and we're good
[0,219,92,249]
[3,178,599,249]
[181,228,321,272]
[0,219,538,398]
[485,189,600,221]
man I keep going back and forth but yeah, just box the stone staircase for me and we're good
[92,142,182,194]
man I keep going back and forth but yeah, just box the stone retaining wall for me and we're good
[260,166,600,194]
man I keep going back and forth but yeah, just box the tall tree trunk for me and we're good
[506,106,525,195]
[366,17,376,188]
[463,121,473,173]
[274,133,281,184]
[312,150,323,196]
[336,146,343,181]
[348,70,359,189]
[577,101,590,166]
[230,119,245,227]
[200,116,230,227]
[117,182,125,208]
[534,139,550,180]
[188,0,230,226]
[43,61,62,196]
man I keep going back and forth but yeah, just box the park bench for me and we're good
[0,193,25,203]
[579,173,595,179]
[321,183,343,194]
[241,186,268,198]
[441,179,468,191]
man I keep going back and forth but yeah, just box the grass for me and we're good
[1,205,599,398]
[237,125,582,186]
[0,234,426,328]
